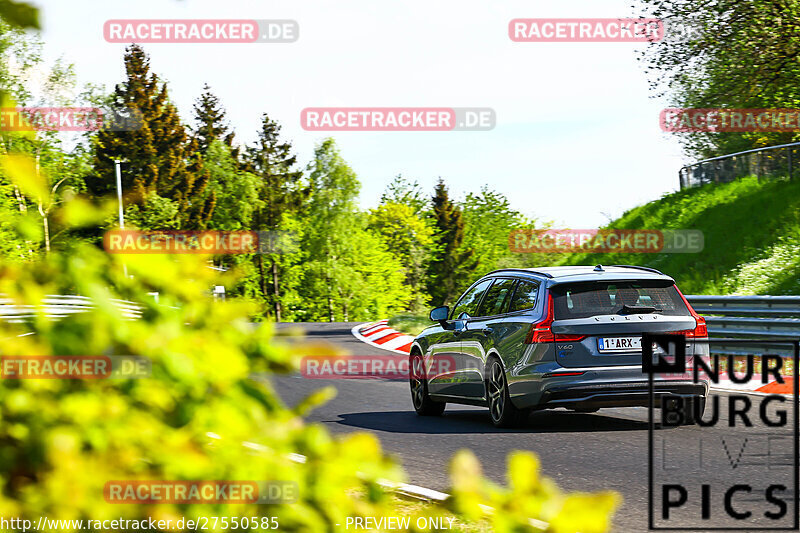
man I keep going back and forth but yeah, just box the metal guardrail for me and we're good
[679,141,800,189]
[0,295,142,323]
[686,295,800,357]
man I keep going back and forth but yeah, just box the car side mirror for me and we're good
[430,305,450,328]
[430,305,449,322]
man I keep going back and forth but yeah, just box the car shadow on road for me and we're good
[333,409,652,434]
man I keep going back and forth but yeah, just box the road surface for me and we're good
[271,322,798,532]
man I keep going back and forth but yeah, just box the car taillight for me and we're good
[525,294,586,344]
[675,287,708,338]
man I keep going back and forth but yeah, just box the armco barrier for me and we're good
[686,295,800,358]
[0,294,143,323]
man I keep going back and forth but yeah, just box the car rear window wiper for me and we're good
[618,304,661,315]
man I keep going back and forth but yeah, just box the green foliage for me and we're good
[368,202,435,311]
[387,313,430,336]
[192,84,236,155]
[639,0,800,157]
[203,140,259,231]
[299,139,412,321]
[460,187,536,273]
[245,113,307,321]
[446,450,619,533]
[123,193,179,231]
[89,44,212,229]
[0,0,38,29]
[380,175,429,215]
[426,179,477,306]
[548,175,800,295]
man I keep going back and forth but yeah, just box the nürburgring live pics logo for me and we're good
[644,334,799,530]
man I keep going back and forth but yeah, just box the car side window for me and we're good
[450,279,493,320]
[507,280,539,313]
[476,278,517,317]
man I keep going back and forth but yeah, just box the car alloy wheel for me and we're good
[409,353,446,416]
[486,357,525,427]
[488,361,506,422]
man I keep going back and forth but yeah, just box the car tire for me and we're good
[486,356,526,428]
[409,352,445,416]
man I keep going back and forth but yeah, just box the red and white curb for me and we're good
[351,320,415,355]
[350,323,794,394]
[710,376,794,395]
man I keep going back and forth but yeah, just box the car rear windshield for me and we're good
[551,280,690,319]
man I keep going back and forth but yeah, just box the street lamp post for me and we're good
[114,159,129,278]
[114,159,125,229]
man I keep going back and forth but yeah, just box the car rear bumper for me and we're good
[534,380,708,410]
[507,363,709,410]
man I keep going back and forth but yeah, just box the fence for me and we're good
[679,141,800,189]
[0,295,143,323]
[3,294,798,355]
[686,294,800,357]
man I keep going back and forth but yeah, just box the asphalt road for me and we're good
[271,322,798,532]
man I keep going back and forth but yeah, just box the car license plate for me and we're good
[598,336,641,352]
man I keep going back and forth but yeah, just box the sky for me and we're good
[30,0,689,227]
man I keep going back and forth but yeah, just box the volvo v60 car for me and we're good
[408,265,709,427]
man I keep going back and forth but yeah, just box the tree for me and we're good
[0,23,89,257]
[640,0,800,157]
[368,202,435,311]
[89,44,213,229]
[426,179,477,306]
[192,83,238,158]
[380,175,428,215]
[300,139,411,321]
[203,140,259,231]
[0,0,37,29]
[460,187,535,272]
[245,113,307,321]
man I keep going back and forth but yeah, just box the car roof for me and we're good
[487,265,675,285]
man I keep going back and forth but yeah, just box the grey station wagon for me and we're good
[409,265,709,427]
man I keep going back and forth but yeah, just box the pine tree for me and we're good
[426,178,477,306]
[245,113,307,321]
[90,44,213,229]
[192,83,237,158]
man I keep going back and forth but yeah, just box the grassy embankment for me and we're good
[390,176,800,334]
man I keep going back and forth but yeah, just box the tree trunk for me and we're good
[40,207,50,253]
[271,258,281,322]
[257,255,270,318]
[326,273,334,322]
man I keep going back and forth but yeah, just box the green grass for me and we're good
[388,313,432,336]
[544,175,800,295]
